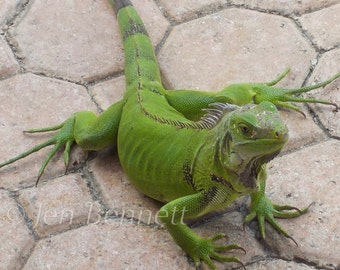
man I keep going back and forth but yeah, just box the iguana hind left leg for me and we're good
[0,100,124,184]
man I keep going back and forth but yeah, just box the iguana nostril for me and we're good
[274,129,288,141]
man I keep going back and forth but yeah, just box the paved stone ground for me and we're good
[0,1,339,269]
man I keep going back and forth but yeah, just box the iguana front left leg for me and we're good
[244,164,309,245]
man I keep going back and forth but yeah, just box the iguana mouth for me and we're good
[235,137,288,146]
[233,134,289,154]
[234,143,285,157]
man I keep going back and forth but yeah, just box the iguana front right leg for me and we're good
[0,100,124,184]
[165,69,339,120]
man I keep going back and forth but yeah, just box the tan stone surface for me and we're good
[246,259,329,270]
[280,108,326,151]
[159,8,315,91]
[0,0,26,32]
[265,140,339,267]
[9,0,122,83]
[307,48,340,138]
[299,4,340,50]
[231,0,339,16]
[0,190,35,270]
[23,220,193,270]
[17,174,102,238]
[0,36,19,78]
[159,0,225,21]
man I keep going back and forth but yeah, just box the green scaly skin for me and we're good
[0,0,339,269]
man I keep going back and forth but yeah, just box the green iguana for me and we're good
[1,0,339,269]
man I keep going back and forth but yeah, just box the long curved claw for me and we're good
[36,141,63,186]
[189,233,247,270]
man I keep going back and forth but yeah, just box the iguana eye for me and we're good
[239,124,251,135]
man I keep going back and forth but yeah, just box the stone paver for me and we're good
[307,48,340,138]
[246,259,329,270]
[0,190,35,270]
[0,36,19,78]
[8,0,122,83]
[264,140,339,268]
[299,4,340,50]
[0,0,27,32]
[230,0,340,16]
[23,220,193,270]
[280,107,326,151]
[0,1,339,270]
[159,8,315,90]
[17,174,102,238]
[159,0,225,22]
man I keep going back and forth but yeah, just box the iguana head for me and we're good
[215,101,288,190]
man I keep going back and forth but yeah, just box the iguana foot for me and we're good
[189,233,246,270]
[0,115,77,185]
[0,102,123,185]
[244,194,311,245]
[253,68,340,116]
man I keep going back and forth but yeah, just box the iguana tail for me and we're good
[110,0,162,87]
